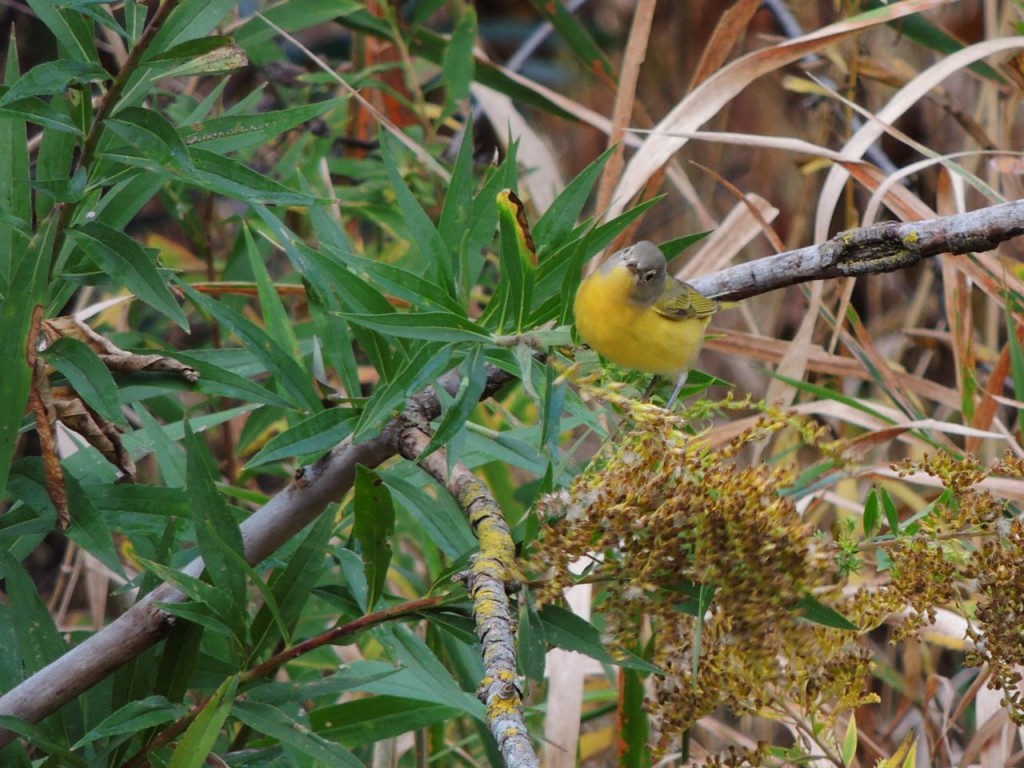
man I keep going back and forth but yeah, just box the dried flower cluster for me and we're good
[533,396,873,748]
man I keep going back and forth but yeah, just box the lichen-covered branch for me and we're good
[397,427,539,768]
[691,199,1024,301]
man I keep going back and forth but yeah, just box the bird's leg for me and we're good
[666,371,689,409]
[641,375,662,402]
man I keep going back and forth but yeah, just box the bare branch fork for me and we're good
[3,199,1024,757]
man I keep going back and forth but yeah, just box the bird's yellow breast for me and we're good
[574,265,711,376]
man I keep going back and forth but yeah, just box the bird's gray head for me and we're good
[610,241,666,306]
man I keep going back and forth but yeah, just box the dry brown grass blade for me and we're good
[704,328,962,409]
[815,34,1024,239]
[689,0,763,90]
[678,193,780,280]
[593,0,656,217]
[608,0,957,220]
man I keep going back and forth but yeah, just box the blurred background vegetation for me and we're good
[3,1,1024,766]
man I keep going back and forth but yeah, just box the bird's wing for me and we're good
[654,278,719,321]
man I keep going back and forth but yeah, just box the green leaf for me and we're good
[233,0,364,53]
[186,423,247,645]
[105,106,194,171]
[342,310,491,344]
[309,696,459,747]
[660,230,713,261]
[85,483,189,518]
[421,345,487,460]
[187,147,321,206]
[620,665,649,768]
[69,221,189,329]
[145,34,235,63]
[0,59,107,105]
[525,0,615,83]
[0,218,49,500]
[138,558,235,631]
[232,701,363,767]
[880,485,901,535]
[44,336,126,426]
[539,604,660,673]
[518,590,547,683]
[863,486,880,538]
[249,507,335,658]
[166,675,238,768]
[353,466,395,612]
[0,600,22,690]
[24,0,100,63]
[842,713,858,766]
[0,92,81,136]
[380,132,452,293]
[864,0,1002,82]
[335,548,369,614]
[351,343,454,442]
[329,250,466,316]
[0,551,67,674]
[172,350,294,409]
[0,716,84,766]
[1007,297,1024,435]
[440,5,476,123]
[382,466,476,559]
[148,0,238,52]
[182,98,344,153]
[0,33,31,289]
[493,189,536,332]
[797,595,859,631]
[64,472,125,578]
[533,145,613,250]
[72,696,186,748]
[246,408,358,469]
[158,41,247,78]
[181,283,322,412]
[392,625,486,719]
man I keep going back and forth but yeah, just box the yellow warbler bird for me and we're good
[573,240,719,407]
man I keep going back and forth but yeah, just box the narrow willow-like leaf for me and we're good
[494,189,536,332]
[796,595,858,631]
[185,423,247,647]
[44,336,126,426]
[166,675,238,768]
[440,4,476,123]
[246,408,358,469]
[421,346,487,460]
[232,701,363,767]
[353,465,395,612]
[342,310,491,344]
[539,604,660,673]
[181,283,322,412]
[69,222,189,329]
[0,33,31,287]
[309,696,460,747]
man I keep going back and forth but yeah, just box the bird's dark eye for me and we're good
[642,269,658,283]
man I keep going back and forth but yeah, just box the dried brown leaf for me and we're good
[42,315,198,383]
